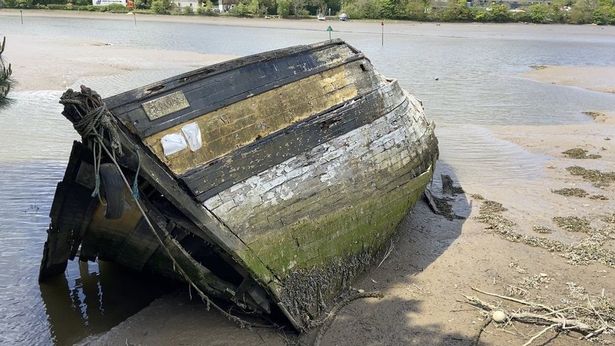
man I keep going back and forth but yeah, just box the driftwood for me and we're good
[464,286,615,345]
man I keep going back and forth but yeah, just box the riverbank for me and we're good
[3,8,615,40]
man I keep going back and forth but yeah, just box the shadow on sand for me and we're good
[303,161,473,345]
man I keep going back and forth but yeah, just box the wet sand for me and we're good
[523,65,615,94]
[4,34,233,92]
[2,11,615,345]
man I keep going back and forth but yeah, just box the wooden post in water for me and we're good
[381,21,384,46]
[326,25,333,42]
[20,10,23,25]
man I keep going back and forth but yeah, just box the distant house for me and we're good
[465,0,552,7]
[218,0,239,12]
[172,0,199,7]
[92,0,126,5]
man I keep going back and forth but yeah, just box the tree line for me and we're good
[1,0,614,25]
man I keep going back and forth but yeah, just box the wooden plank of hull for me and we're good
[185,79,405,202]
[40,142,97,280]
[106,40,361,138]
[204,87,438,328]
[142,59,381,177]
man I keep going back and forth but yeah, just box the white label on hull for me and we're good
[161,133,188,156]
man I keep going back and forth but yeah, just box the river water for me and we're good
[1,15,615,345]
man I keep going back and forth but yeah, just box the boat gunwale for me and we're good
[128,51,368,138]
[103,39,356,111]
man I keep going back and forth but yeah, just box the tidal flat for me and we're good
[0,11,614,345]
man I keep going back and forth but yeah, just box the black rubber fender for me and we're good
[99,163,124,219]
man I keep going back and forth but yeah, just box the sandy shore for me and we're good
[2,12,614,345]
[523,65,615,94]
[3,34,233,92]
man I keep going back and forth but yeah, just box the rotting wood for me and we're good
[106,40,361,137]
[39,40,439,331]
[186,81,406,201]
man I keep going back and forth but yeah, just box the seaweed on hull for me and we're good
[0,37,12,106]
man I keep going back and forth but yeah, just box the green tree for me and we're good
[277,0,291,15]
[569,0,597,23]
[151,0,170,13]
[442,0,472,21]
[490,3,510,22]
[593,3,615,24]
[376,0,395,18]
[527,3,550,22]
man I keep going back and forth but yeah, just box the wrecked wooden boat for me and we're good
[39,39,438,330]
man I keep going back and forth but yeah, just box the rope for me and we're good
[131,147,141,199]
[59,85,272,330]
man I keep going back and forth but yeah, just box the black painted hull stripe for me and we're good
[105,41,366,138]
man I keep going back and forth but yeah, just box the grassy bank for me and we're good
[1,0,614,25]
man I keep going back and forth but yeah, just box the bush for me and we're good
[593,4,615,24]
[441,0,473,21]
[106,3,127,11]
[277,0,290,16]
[527,3,551,22]
[196,0,214,14]
[133,0,149,8]
[151,0,170,13]
[181,4,193,14]
[569,0,597,23]
[403,0,430,21]
[16,0,32,8]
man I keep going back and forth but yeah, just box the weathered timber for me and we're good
[143,59,380,176]
[40,40,438,331]
[186,79,406,201]
[107,40,361,138]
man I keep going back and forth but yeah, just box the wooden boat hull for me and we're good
[39,40,438,330]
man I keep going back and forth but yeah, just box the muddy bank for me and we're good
[81,292,286,346]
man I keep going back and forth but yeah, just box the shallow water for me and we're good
[1,16,615,345]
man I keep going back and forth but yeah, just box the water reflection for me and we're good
[40,261,175,346]
[0,91,175,345]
